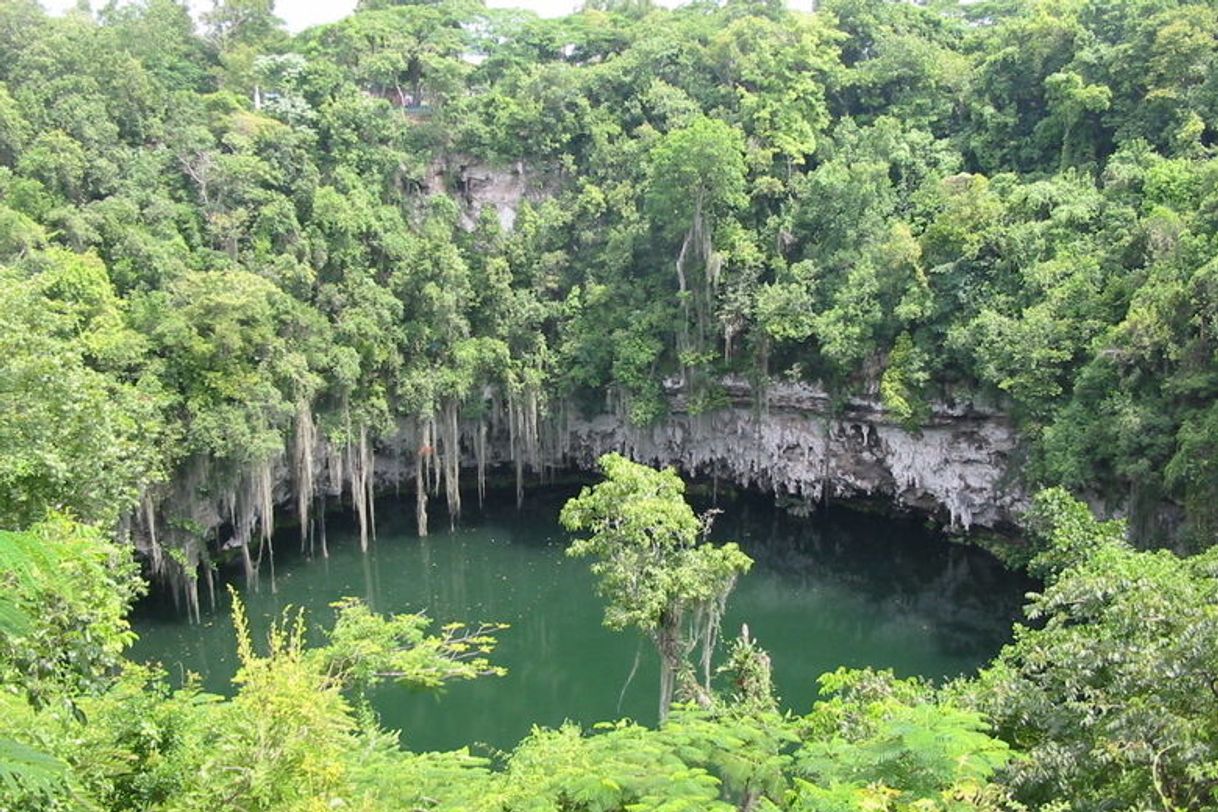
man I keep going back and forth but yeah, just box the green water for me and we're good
[130,487,1030,753]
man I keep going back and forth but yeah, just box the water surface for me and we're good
[131,488,1030,752]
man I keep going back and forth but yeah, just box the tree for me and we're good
[560,453,753,720]
[0,256,163,529]
[307,3,473,109]
[708,12,836,166]
[0,516,143,706]
[795,668,1015,811]
[646,116,747,368]
[202,0,283,53]
[966,488,1218,810]
[0,526,507,811]
[0,516,143,806]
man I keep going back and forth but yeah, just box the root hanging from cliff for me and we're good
[617,640,643,715]
[674,197,718,372]
[203,561,216,613]
[222,485,256,592]
[322,440,346,559]
[442,401,462,530]
[255,459,276,594]
[141,490,162,576]
[416,417,432,537]
[508,389,521,508]
[508,384,542,509]
[364,427,376,544]
[525,386,540,470]
[184,567,201,625]
[475,419,487,509]
[218,457,280,594]
[318,488,329,558]
[349,425,374,553]
[172,540,204,625]
[692,584,731,693]
[294,403,316,554]
[430,420,441,497]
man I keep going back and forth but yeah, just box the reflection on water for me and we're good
[130,487,1031,752]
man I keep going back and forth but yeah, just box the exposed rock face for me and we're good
[426,158,552,231]
[141,380,1023,569]
[353,378,1025,531]
[135,377,1024,612]
[553,379,1025,530]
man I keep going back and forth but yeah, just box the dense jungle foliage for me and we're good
[3,0,1218,553]
[5,475,1218,810]
[4,0,1218,808]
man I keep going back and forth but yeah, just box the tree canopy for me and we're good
[4,0,1218,807]
[2,0,1218,552]
[561,453,752,718]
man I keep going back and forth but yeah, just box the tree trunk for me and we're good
[656,615,683,723]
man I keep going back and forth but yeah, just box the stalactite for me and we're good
[476,419,487,509]
[363,425,376,543]
[442,400,461,529]
[416,418,431,537]
[350,429,369,552]
[294,403,316,553]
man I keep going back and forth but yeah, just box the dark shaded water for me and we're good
[130,487,1031,753]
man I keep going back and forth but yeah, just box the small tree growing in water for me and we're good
[560,453,752,721]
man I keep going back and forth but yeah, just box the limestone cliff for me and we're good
[553,380,1024,531]
[134,376,1024,613]
[362,378,1025,532]
[425,158,553,231]
[388,161,1025,528]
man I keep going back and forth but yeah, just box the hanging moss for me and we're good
[294,402,317,555]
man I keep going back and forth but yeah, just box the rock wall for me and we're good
[551,379,1025,530]
[356,378,1025,531]
[426,158,554,231]
[135,376,1024,613]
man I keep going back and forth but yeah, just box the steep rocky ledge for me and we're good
[553,379,1025,531]
[361,378,1026,532]
[135,377,1025,614]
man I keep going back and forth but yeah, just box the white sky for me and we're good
[44,0,615,31]
[44,0,815,34]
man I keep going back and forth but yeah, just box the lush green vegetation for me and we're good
[561,453,753,719]
[3,0,1218,564]
[5,466,1218,810]
[4,0,1218,807]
